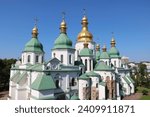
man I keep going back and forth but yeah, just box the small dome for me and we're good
[24,38,44,53]
[80,48,93,56]
[24,27,44,53]
[109,47,120,58]
[79,41,92,56]
[53,33,72,49]
[100,52,109,59]
[94,61,113,71]
[100,45,109,59]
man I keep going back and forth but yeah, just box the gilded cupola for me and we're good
[77,14,93,42]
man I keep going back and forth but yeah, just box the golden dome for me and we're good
[77,16,93,42]
[60,19,67,33]
[32,26,38,38]
[111,37,116,47]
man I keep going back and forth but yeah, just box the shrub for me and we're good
[142,90,148,95]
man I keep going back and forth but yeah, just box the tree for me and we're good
[0,58,17,91]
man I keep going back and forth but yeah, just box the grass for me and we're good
[136,87,150,100]
[140,95,150,100]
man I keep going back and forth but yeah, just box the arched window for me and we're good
[71,78,75,86]
[89,59,91,71]
[85,59,87,71]
[27,55,30,63]
[60,55,63,63]
[36,55,38,63]
[56,80,59,88]
[114,61,116,66]
[69,55,71,64]
[42,56,44,63]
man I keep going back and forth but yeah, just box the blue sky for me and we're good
[0,0,150,62]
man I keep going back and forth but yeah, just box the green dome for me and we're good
[100,52,109,59]
[86,71,100,77]
[109,47,120,58]
[96,51,100,60]
[80,48,93,56]
[53,33,72,49]
[94,61,113,71]
[24,38,44,53]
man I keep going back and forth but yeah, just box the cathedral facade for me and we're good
[8,15,135,100]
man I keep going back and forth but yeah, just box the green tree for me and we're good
[0,58,16,91]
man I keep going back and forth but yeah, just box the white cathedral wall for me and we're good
[94,71,113,82]
[75,41,95,61]
[31,89,54,99]
[79,79,89,100]
[110,58,121,68]
[50,72,79,93]
[52,49,75,65]
[9,81,16,100]
[98,85,105,100]
[22,52,44,65]
[81,57,93,72]
[100,59,110,66]
[15,84,27,100]
[91,76,99,87]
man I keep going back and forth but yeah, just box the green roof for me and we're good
[16,72,27,84]
[53,33,73,49]
[86,71,100,77]
[70,93,79,100]
[100,52,109,59]
[96,51,100,60]
[27,64,43,71]
[122,76,131,85]
[79,73,90,80]
[31,95,56,100]
[99,82,106,86]
[79,48,93,56]
[24,37,44,53]
[10,71,20,81]
[31,74,56,90]
[126,76,135,84]
[109,47,120,58]
[94,62,113,71]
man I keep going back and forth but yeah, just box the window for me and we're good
[96,83,98,88]
[27,55,30,63]
[69,55,71,64]
[114,61,116,66]
[89,59,91,71]
[106,61,107,65]
[42,56,44,63]
[36,55,38,63]
[60,55,63,63]
[71,78,75,86]
[53,53,56,58]
[85,59,87,71]
[56,80,59,88]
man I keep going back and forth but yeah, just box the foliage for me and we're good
[142,90,148,95]
[0,58,17,92]
[136,86,150,93]
[131,63,150,88]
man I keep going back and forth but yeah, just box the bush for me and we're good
[142,90,148,95]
